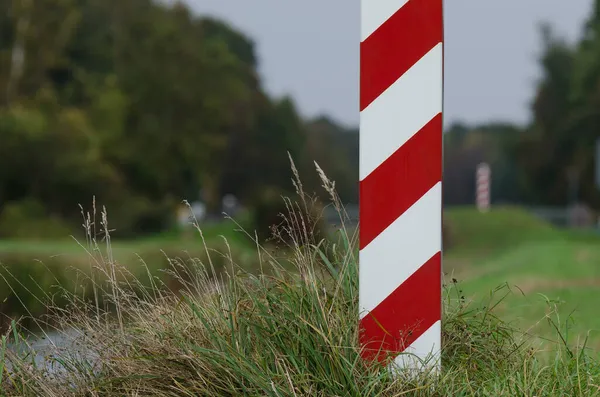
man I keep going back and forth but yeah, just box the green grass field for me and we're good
[445,206,600,352]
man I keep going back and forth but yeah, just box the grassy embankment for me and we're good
[1,172,600,395]
[445,206,600,352]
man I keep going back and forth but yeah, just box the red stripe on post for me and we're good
[359,114,443,250]
[360,0,443,111]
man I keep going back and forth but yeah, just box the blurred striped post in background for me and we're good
[476,163,491,213]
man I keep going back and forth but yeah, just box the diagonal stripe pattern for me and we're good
[359,0,444,368]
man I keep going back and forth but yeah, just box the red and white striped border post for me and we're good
[358,0,443,370]
[476,163,491,212]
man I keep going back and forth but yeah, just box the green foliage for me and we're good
[0,199,73,239]
[303,116,359,204]
[513,13,600,208]
[0,0,358,239]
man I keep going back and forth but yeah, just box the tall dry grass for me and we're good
[1,161,600,396]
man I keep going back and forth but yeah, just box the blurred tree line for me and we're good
[445,1,600,211]
[5,0,600,240]
[0,0,358,238]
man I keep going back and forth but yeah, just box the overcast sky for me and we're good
[185,0,593,128]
